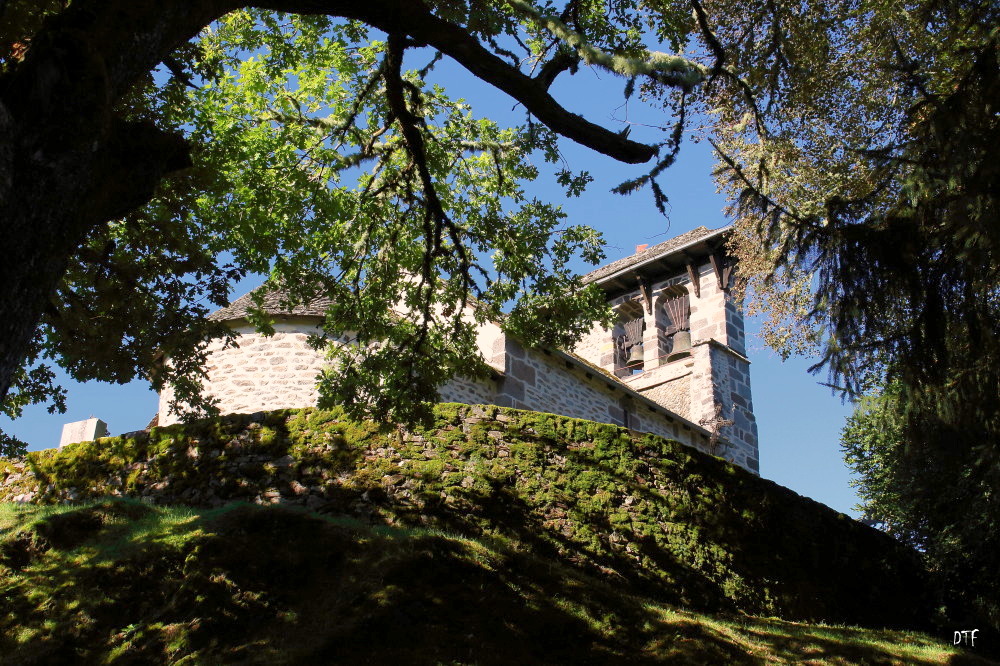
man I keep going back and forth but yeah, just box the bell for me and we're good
[667,330,692,362]
[672,330,691,352]
[626,344,644,366]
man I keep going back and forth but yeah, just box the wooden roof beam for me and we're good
[684,258,701,298]
[709,252,733,292]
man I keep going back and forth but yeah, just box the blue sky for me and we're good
[0,44,860,517]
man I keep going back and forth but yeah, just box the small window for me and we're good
[613,301,645,377]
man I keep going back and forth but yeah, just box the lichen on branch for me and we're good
[505,0,707,91]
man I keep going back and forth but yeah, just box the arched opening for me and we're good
[612,300,645,377]
[656,287,692,362]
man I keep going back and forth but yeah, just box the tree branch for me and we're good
[534,50,579,90]
[252,0,660,163]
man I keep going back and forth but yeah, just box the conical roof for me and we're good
[208,285,334,322]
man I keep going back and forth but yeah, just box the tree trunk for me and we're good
[0,0,225,399]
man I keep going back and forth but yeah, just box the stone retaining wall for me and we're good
[0,405,929,629]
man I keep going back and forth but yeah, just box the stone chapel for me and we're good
[157,225,759,473]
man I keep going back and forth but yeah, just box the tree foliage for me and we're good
[691,0,998,626]
[184,12,624,423]
[0,0,720,451]
[700,0,999,418]
[842,384,1000,629]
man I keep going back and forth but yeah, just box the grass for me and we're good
[4,405,936,628]
[1,499,992,665]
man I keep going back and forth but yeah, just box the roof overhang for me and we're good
[589,225,731,295]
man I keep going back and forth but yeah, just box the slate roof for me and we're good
[582,225,726,284]
[208,285,334,322]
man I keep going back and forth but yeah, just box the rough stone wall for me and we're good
[472,319,506,373]
[158,313,740,470]
[0,406,932,630]
[158,320,328,426]
[496,341,614,422]
[438,374,498,407]
[687,342,717,424]
[681,269,760,472]
[686,341,758,472]
[572,257,759,472]
[687,262,730,349]
[572,321,613,371]
[493,338,719,463]
[638,375,691,418]
[711,344,758,472]
[724,295,748,357]
[0,404,933,632]
[0,405,716,509]
[161,320,501,426]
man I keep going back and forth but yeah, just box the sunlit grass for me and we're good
[1,499,991,665]
[637,607,968,665]
[0,501,80,533]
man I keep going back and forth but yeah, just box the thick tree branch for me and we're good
[0,0,671,402]
[383,33,448,236]
[689,0,725,75]
[253,0,659,163]
[534,50,579,90]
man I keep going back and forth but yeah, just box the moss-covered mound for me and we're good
[1,500,988,665]
[1,405,927,629]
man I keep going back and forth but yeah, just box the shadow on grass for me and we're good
[1,406,983,663]
[726,616,996,666]
[1,499,992,665]
[0,500,733,664]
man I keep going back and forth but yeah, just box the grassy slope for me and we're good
[2,405,934,628]
[0,500,990,665]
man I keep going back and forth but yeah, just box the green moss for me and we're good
[0,404,935,632]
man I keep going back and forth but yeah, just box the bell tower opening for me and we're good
[612,300,646,377]
[658,287,692,362]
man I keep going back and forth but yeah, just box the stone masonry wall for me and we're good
[0,404,719,511]
[160,318,744,472]
[158,321,328,426]
[638,375,691,419]
[571,321,611,371]
[0,405,930,630]
[492,338,721,465]
[572,257,758,472]
[438,374,499,407]
[618,354,697,421]
[161,320,500,427]
[686,341,758,472]
[712,344,758,472]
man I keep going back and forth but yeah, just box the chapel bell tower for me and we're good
[573,225,759,472]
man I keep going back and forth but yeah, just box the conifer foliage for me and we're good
[700,0,999,629]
